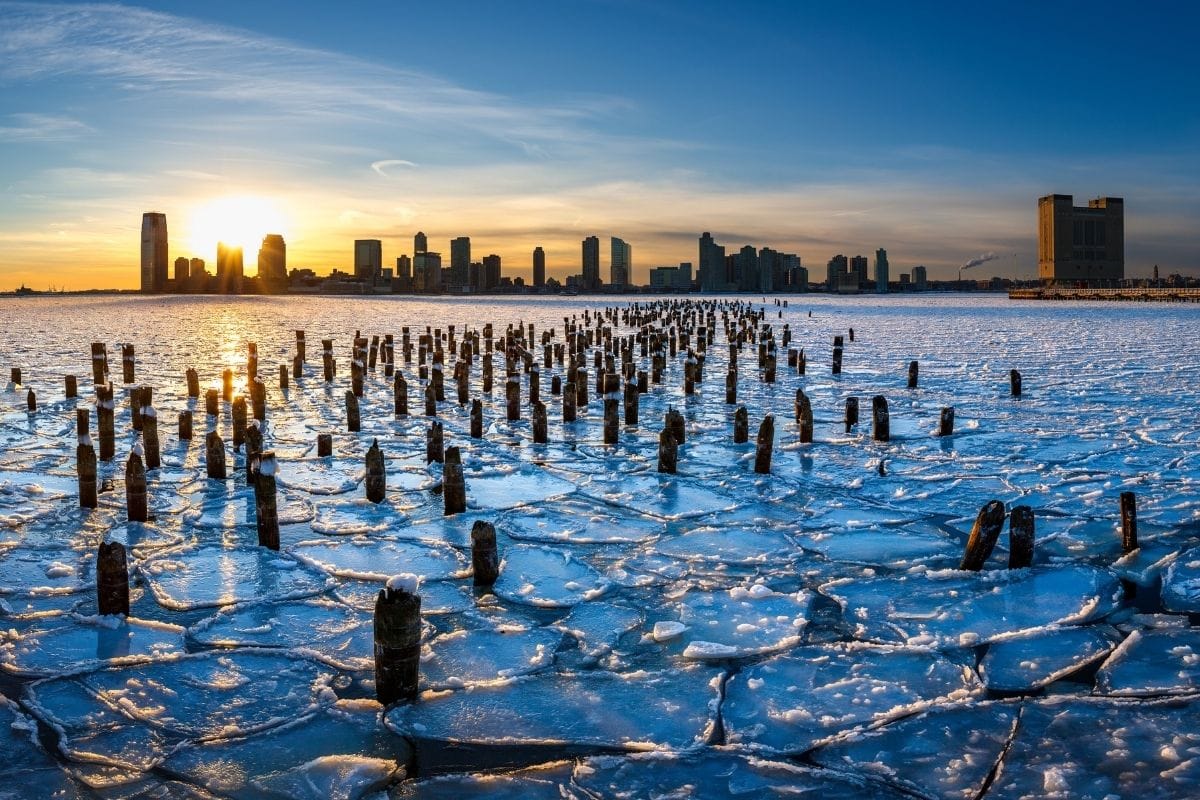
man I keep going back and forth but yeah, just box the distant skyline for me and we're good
[1,1,1198,289]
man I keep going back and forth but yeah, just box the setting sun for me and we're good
[188,195,289,260]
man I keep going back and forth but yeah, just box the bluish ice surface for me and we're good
[1,294,1199,797]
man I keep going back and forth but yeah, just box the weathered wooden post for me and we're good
[482,355,493,393]
[247,343,258,380]
[91,342,108,385]
[125,448,147,522]
[455,362,469,405]
[205,389,219,417]
[1120,491,1138,553]
[346,391,361,433]
[754,415,774,474]
[279,364,289,391]
[764,351,776,384]
[1010,369,1022,398]
[244,421,263,481]
[178,410,192,441]
[733,405,748,443]
[907,360,919,389]
[374,578,421,705]
[871,395,889,442]
[506,372,521,421]
[637,369,648,393]
[293,354,303,382]
[848,327,855,343]
[232,396,248,449]
[97,384,115,462]
[142,405,160,470]
[471,521,500,587]
[254,452,280,550]
[959,500,1006,570]
[844,396,859,434]
[26,388,36,412]
[532,400,548,443]
[394,373,408,417]
[323,340,335,383]
[623,378,639,425]
[222,368,234,402]
[563,381,577,422]
[185,368,200,398]
[97,541,129,617]
[795,389,813,443]
[317,433,333,457]
[725,369,737,404]
[938,407,955,437]
[443,446,466,514]
[424,382,437,417]
[1008,505,1034,569]
[250,376,266,421]
[426,421,444,464]
[206,432,227,479]
[831,336,843,375]
[77,433,97,509]
[666,407,685,444]
[603,373,620,444]
[550,374,562,396]
[129,385,145,432]
[658,427,678,474]
[797,349,806,375]
[121,344,135,384]
[296,330,306,363]
[365,439,386,503]
[65,374,78,399]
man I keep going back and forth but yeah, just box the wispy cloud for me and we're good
[371,159,418,177]
[0,111,92,141]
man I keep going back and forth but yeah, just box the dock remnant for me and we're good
[374,578,421,705]
[97,541,130,617]
[471,521,500,587]
[959,500,1006,570]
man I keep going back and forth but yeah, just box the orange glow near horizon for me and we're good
[188,195,290,261]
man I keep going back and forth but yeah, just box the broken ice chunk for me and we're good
[491,544,608,608]
[1095,628,1200,697]
[669,586,814,660]
[979,625,1119,692]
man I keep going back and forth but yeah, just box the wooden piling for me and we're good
[26,388,35,412]
[222,368,234,402]
[938,407,954,437]
[658,427,678,473]
[1120,491,1137,553]
[323,340,335,382]
[443,446,466,514]
[754,415,774,474]
[426,421,444,464]
[178,410,192,441]
[1008,505,1034,569]
[130,385,145,432]
[795,389,813,443]
[733,405,748,443]
[255,452,280,550]
[125,449,147,522]
[563,381,577,422]
[394,373,408,417]
[205,388,218,417]
[279,364,289,391]
[232,396,248,449]
[844,396,859,433]
[296,330,306,362]
[142,405,161,470]
[244,421,262,481]
[959,500,1006,570]
[1010,369,1022,398]
[185,368,200,398]
[97,541,129,617]
[97,383,115,462]
[317,433,333,457]
[506,372,521,421]
[423,382,437,417]
[346,391,361,433]
[121,344,135,384]
[91,342,108,385]
[725,369,737,404]
[365,439,386,503]
[374,581,421,705]
[666,407,685,445]
[471,521,500,587]
[205,432,227,479]
[603,373,620,444]
[623,379,638,425]
[530,400,548,443]
[65,374,77,399]
[293,354,303,381]
[250,377,266,421]
[832,337,843,375]
[871,395,889,442]
[77,438,97,509]
[907,360,919,389]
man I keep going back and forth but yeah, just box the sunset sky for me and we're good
[1,1,1197,289]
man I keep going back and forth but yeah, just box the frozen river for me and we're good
[0,293,1198,799]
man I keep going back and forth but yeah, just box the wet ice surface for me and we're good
[1,294,1199,797]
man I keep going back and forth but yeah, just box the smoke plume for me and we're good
[961,252,1000,270]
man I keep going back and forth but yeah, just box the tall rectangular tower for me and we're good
[354,239,382,285]
[610,237,631,288]
[1038,194,1124,285]
[582,236,600,291]
[874,248,889,293]
[532,246,546,287]
[140,212,168,292]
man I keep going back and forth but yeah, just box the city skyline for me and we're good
[1,2,1197,289]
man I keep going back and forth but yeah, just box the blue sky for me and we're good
[0,0,1196,288]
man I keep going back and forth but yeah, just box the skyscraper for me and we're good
[874,248,889,293]
[216,242,243,294]
[173,256,189,285]
[483,254,501,290]
[827,254,848,290]
[413,251,441,291]
[532,246,546,287]
[610,237,631,288]
[396,255,411,282]
[450,236,471,288]
[258,234,287,284]
[414,231,427,255]
[698,232,725,292]
[140,212,168,293]
[912,265,928,289]
[582,236,600,291]
[354,239,382,284]
[850,255,869,289]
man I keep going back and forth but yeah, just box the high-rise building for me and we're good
[698,232,725,292]
[354,239,382,284]
[874,248,889,293]
[912,265,928,289]
[189,257,205,279]
[826,254,848,290]
[396,255,411,281]
[450,237,471,288]
[483,254,502,290]
[532,246,546,287]
[610,237,631,288]
[850,255,869,289]
[414,231,428,255]
[173,257,189,284]
[756,247,777,292]
[258,234,287,284]
[1038,194,1124,285]
[582,236,600,291]
[140,212,168,292]
[216,242,243,294]
[676,261,693,289]
[413,251,441,291]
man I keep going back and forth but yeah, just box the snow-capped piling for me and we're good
[97,541,129,617]
[506,372,521,421]
[532,400,548,443]
[832,336,844,375]
[222,368,234,402]
[871,395,890,442]
[844,397,859,433]
[232,396,248,449]
[254,452,280,550]
[471,521,500,587]
[96,383,115,461]
[77,437,97,509]
[142,404,160,470]
[345,391,361,433]
[908,360,919,389]
[317,433,333,457]
[658,426,678,473]
[125,449,147,522]
[603,373,620,444]
[1010,369,1022,398]
[426,421,444,464]
[795,389,813,443]
[178,410,192,441]
[369,336,379,371]
[959,500,1006,570]
[65,374,77,399]
[443,446,466,514]
[374,578,421,705]
[754,415,774,474]
[938,407,955,437]
[733,405,749,443]
[394,373,408,416]
[1008,505,1035,568]
[666,407,685,444]
[365,439,387,503]
[121,344,135,384]
[424,382,437,417]
[278,364,288,391]
[205,431,227,479]
[725,369,737,404]
[322,340,335,382]
[185,368,199,398]
[1120,491,1138,553]
[563,381,577,422]
[205,389,218,417]
[91,342,108,384]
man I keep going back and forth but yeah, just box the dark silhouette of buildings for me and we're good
[216,242,243,293]
[258,234,287,286]
[354,239,382,285]
[532,246,545,288]
[582,235,600,291]
[1038,194,1124,285]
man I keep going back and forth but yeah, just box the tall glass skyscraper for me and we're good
[140,212,168,292]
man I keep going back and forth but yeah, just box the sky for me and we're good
[0,0,1197,289]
